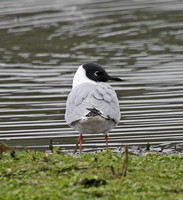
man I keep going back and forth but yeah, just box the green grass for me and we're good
[0,149,183,200]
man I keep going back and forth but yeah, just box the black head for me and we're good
[82,63,122,82]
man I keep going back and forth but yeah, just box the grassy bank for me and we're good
[0,149,183,200]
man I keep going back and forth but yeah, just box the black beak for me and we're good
[107,76,123,81]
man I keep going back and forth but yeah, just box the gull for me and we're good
[65,63,122,152]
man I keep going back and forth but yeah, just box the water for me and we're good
[1,0,183,151]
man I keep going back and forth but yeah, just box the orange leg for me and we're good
[105,134,108,149]
[80,133,83,153]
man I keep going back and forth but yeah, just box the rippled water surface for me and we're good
[1,0,183,151]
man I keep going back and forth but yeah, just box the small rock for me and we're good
[6,168,13,175]
[79,162,88,166]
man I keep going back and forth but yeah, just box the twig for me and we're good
[49,138,53,153]
[73,136,80,154]
[121,144,128,177]
[110,165,116,176]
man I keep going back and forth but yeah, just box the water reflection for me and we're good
[0,0,183,151]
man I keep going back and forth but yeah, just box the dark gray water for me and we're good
[1,0,183,151]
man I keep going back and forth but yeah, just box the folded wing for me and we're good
[65,82,121,125]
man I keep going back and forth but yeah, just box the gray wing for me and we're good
[65,83,95,125]
[65,82,120,125]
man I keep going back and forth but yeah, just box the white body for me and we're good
[65,64,121,135]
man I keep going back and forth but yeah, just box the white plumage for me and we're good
[65,63,122,152]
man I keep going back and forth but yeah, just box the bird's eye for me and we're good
[94,71,99,76]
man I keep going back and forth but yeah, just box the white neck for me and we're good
[72,65,96,88]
